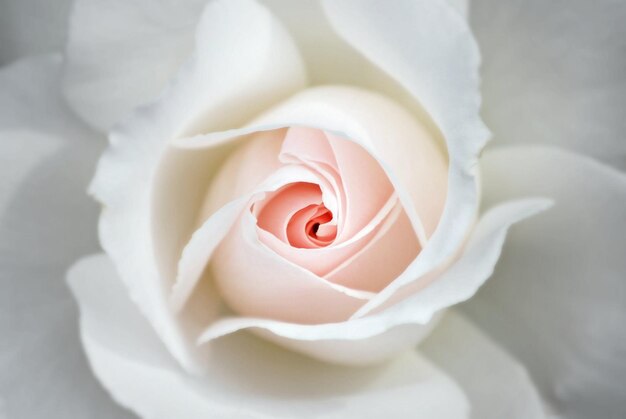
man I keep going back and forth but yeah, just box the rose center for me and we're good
[255,182,338,249]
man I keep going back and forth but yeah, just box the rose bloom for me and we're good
[1,0,625,418]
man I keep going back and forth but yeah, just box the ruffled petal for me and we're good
[462,145,626,418]
[0,55,132,418]
[473,0,626,169]
[69,254,471,419]
[90,0,307,373]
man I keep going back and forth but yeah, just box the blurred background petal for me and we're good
[0,55,135,418]
[62,0,208,131]
[422,310,548,419]
[0,0,73,65]
[463,145,626,418]
[471,0,626,170]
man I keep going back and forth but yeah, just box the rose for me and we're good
[2,0,626,418]
[75,0,554,384]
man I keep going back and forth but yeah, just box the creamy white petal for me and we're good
[0,55,133,418]
[462,145,626,418]
[62,0,207,130]
[321,0,490,316]
[196,198,548,364]
[0,0,73,65]
[472,0,626,169]
[69,254,471,419]
[261,0,467,112]
[422,310,548,419]
[90,0,307,373]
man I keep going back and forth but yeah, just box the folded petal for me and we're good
[260,0,467,106]
[321,0,490,316]
[473,0,626,170]
[90,0,307,373]
[422,310,548,419]
[0,55,131,418]
[462,145,626,418]
[69,254,470,419]
[197,198,549,364]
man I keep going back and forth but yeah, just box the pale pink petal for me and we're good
[171,164,331,311]
[212,211,372,324]
[256,193,400,279]
[178,86,446,248]
[325,132,395,241]
[326,205,421,292]
[256,182,323,243]
[279,126,338,169]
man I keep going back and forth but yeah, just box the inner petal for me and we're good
[256,182,338,248]
[288,204,337,248]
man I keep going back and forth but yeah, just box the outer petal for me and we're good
[463,145,626,418]
[261,0,467,100]
[90,0,307,373]
[62,0,207,130]
[0,0,73,65]
[321,0,490,316]
[0,56,133,418]
[472,0,626,169]
[68,254,471,419]
[422,310,548,419]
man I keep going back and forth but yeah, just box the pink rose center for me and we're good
[256,182,338,249]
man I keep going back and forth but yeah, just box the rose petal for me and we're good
[90,0,307,373]
[256,195,401,281]
[422,310,548,419]
[175,85,447,252]
[473,0,626,170]
[326,205,421,292]
[62,0,207,130]
[260,0,467,113]
[0,55,132,418]
[462,145,626,418]
[68,254,471,419]
[197,198,549,364]
[321,0,490,317]
[172,164,375,314]
[0,0,73,64]
[324,132,395,241]
[212,210,372,324]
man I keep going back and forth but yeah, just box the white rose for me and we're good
[1,0,625,418]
